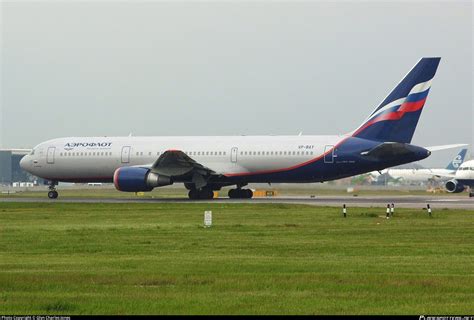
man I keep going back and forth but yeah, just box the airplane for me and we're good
[381,148,468,183]
[445,159,474,196]
[20,57,442,200]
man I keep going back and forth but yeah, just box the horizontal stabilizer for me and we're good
[361,142,429,160]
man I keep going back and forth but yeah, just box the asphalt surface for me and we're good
[0,195,473,209]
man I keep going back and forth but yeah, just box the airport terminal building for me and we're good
[0,150,33,185]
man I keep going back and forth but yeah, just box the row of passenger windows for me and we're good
[135,151,314,157]
[460,167,474,171]
[59,150,315,157]
[135,151,227,156]
[60,152,112,157]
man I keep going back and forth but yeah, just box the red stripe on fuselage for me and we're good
[223,137,350,177]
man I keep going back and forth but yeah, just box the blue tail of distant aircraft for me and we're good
[445,148,467,170]
[352,57,441,143]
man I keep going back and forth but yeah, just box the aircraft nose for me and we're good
[20,155,29,171]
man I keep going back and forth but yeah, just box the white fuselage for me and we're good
[454,160,474,181]
[20,135,344,182]
[384,168,456,182]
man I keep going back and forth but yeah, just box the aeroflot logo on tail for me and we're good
[64,142,112,151]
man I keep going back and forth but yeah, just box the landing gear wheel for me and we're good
[188,188,214,200]
[202,189,214,199]
[188,189,199,200]
[228,189,239,199]
[48,190,58,199]
[228,188,253,199]
[47,181,58,199]
[244,189,253,199]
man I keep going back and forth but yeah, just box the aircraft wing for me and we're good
[425,144,468,152]
[150,150,216,178]
[432,173,457,179]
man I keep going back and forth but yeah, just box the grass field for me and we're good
[0,202,473,315]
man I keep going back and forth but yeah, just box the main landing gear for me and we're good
[188,188,214,200]
[228,188,253,199]
[47,181,59,199]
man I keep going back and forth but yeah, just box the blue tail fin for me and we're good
[445,149,467,170]
[352,57,441,143]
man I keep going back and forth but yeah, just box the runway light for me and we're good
[427,204,432,217]
[342,204,347,218]
[391,203,395,217]
[386,204,390,219]
[204,210,212,228]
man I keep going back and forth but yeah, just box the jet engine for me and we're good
[445,179,465,193]
[113,167,172,192]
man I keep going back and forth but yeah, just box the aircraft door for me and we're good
[46,147,56,164]
[324,145,335,163]
[231,147,238,163]
[121,146,131,163]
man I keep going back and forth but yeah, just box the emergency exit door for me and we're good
[121,146,131,163]
[324,145,335,163]
[231,147,238,163]
[46,147,56,164]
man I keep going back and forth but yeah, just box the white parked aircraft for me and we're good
[445,159,474,196]
[19,57,447,199]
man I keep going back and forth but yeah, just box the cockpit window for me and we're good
[30,149,35,155]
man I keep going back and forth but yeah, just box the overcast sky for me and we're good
[0,0,472,167]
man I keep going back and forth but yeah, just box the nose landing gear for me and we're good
[47,181,59,199]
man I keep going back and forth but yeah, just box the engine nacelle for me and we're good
[445,179,465,193]
[113,167,172,192]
